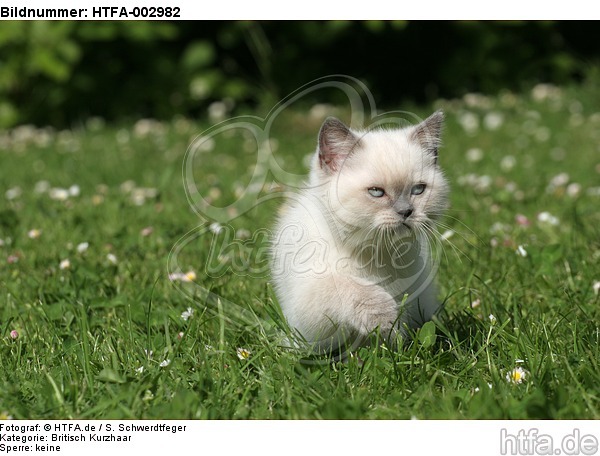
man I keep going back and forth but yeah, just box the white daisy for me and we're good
[506,367,528,384]
[236,347,252,360]
[516,245,527,257]
[181,307,194,321]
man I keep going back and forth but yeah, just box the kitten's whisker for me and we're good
[422,223,469,264]
[432,214,483,248]
[438,213,479,235]
[433,220,480,252]
[415,225,445,265]
[423,210,481,253]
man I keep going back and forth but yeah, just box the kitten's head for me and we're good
[312,111,449,245]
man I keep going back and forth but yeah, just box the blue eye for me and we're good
[368,187,385,197]
[411,184,426,195]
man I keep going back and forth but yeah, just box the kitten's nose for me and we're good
[397,208,413,219]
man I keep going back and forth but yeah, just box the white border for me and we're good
[1,420,599,456]
[0,0,595,20]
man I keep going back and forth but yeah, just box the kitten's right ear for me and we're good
[318,117,359,173]
[410,110,444,163]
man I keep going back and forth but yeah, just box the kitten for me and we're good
[271,111,449,353]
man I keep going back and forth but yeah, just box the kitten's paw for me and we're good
[355,288,399,337]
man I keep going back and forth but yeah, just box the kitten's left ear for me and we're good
[318,117,359,173]
[410,110,444,163]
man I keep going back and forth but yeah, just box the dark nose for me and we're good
[398,208,413,219]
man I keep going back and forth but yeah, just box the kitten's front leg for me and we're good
[330,275,400,342]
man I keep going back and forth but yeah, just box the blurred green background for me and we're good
[1,21,599,128]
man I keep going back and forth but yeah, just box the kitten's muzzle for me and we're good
[393,199,414,220]
[397,208,413,219]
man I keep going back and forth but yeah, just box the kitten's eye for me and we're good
[368,187,385,198]
[411,183,427,195]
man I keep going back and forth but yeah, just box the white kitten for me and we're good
[271,111,449,353]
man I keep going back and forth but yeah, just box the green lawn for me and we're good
[1,81,599,419]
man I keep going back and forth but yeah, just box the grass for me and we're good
[1,80,600,419]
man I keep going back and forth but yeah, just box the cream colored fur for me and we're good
[271,112,449,353]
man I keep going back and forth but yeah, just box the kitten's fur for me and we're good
[271,112,449,353]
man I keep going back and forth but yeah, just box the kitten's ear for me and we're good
[318,117,359,173]
[411,110,444,163]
